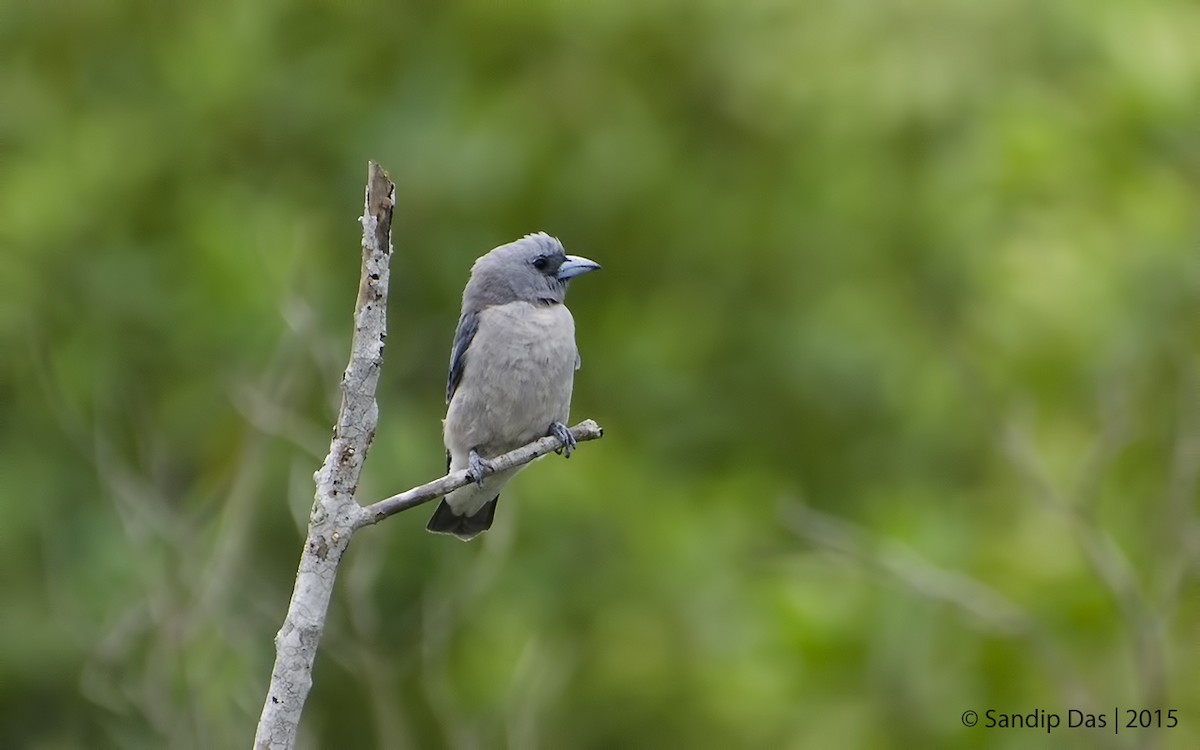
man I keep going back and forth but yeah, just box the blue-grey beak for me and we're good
[556,255,601,281]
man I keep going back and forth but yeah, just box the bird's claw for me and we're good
[467,450,492,486]
[549,421,576,458]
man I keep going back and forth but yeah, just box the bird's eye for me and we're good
[532,256,549,271]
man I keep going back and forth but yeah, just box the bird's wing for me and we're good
[446,310,479,404]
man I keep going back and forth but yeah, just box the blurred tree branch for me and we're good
[253,162,603,750]
[1001,413,1169,716]
[781,498,1099,717]
[783,499,1032,637]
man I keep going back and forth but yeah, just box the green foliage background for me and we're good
[3,0,1200,747]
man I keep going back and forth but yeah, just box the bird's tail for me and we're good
[426,496,498,541]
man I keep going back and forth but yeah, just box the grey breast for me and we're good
[445,300,577,457]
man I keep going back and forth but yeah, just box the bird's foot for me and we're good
[549,421,576,458]
[467,450,493,486]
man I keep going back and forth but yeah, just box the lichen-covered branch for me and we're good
[253,162,395,750]
[354,419,604,529]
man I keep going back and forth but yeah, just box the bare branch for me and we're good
[354,420,604,529]
[254,162,395,750]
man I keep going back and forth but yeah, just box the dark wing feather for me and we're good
[446,311,479,404]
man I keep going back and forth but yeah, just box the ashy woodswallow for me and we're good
[426,233,600,540]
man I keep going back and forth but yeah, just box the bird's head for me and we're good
[463,233,600,309]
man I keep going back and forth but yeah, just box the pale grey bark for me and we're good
[355,419,604,528]
[253,161,395,750]
[253,162,604,749]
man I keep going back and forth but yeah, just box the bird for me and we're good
[426,232,600,540]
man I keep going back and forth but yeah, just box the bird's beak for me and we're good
[557,255,601,281]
